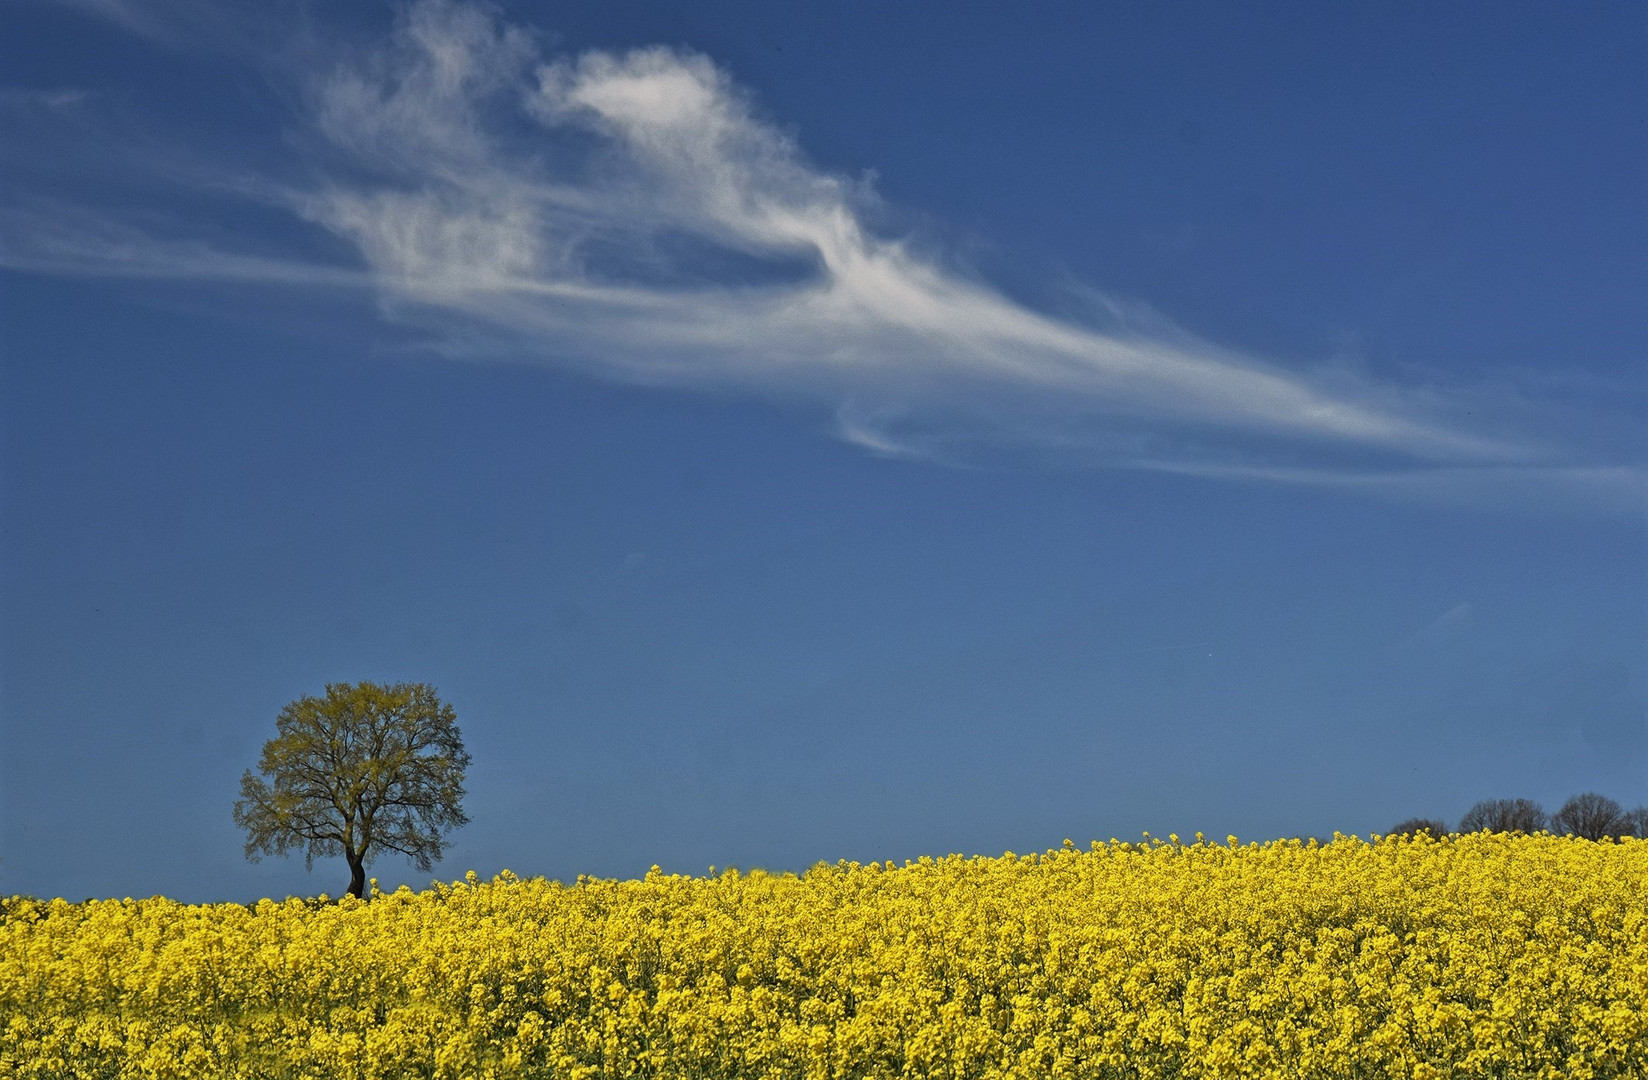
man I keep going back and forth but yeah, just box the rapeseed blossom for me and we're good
[3,833,1644,1078]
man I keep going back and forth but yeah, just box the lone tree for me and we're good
[234,681,471,899]
[1553,792,1629,841]
[1457,797,1546,834]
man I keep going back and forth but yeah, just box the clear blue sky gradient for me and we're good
[2,1,1644,902]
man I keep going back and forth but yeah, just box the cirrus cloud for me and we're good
[3,0,1641,507]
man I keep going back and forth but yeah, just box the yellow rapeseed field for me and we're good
[3,832,1644,1079]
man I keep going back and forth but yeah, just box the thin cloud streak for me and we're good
[1,200,373,288]
[1138,461,1648,514]
[0,88,92,110]
[2,0,1641,507]
[26,0,262,51]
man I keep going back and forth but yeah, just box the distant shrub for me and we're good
[1388,817,1448,839]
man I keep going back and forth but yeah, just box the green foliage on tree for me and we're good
[233,682,471,899]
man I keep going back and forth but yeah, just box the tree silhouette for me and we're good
[1457,797,1546,834]
[234,682,471,898]
[1552,792,1629,841]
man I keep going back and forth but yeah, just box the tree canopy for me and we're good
[233,681,471,898]
[1553,792,1630,841]
[1457,797,1546,835]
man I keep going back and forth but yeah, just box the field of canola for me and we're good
[3,832,1646,1080]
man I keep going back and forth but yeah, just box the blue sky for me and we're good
[2,0,1643,903]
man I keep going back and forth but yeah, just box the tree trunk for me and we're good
[346,855,366,900]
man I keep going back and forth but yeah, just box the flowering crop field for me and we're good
[3,833,1645,1080]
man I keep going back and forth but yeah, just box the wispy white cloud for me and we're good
[1138,461,1648,514]
[29,0,168,40]
[0,87,93,110]
[25,0,252,50]
[0,196,370,287]
[2,0,1642,508]
[1401,603,1474,652]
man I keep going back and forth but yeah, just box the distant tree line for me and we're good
[1391,792,1648,841]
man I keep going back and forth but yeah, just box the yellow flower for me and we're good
[1,836,1644,1077]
